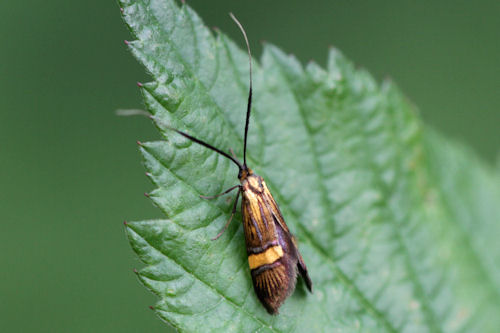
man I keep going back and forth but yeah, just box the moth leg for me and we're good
[200,184,240,199]
[212,187,241,241]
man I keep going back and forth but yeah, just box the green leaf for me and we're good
[119,0,500,331]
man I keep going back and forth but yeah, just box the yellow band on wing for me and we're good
[248,245,284,269]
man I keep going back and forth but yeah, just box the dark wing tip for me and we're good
[298,260,313,293]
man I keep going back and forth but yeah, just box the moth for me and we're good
[165,13,312,314]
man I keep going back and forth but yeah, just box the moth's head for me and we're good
[238,166,253,180]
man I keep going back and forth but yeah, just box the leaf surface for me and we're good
[120,0,500,331]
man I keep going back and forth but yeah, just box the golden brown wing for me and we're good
[240,174,312,314]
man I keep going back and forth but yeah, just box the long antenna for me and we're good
[229,13,252,169]
[163,125,243,170]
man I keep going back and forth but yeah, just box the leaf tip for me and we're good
[124,40,129,46]
[136,140,142,146]
[123,220,128,226]
[144,192,150,198]
[149,305,155,311]
[136,81,143,87]
[119,7,124,13]
[133,268,138,274]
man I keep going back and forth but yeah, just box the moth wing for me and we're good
[272,200,312,292]
[251,261,291,314]
[245,176,313,314]
[292,235,312,292]
[266,191,313,293]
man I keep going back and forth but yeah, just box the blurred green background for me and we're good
[1,0,498,331]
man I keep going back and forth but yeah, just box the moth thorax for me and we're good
[241,174,264,193]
